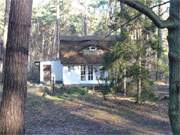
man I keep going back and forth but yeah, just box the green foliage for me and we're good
[141,90,158,102]
[98,84,111,97]
[129,64,149,80]
[65,87,89,96]
[103,0,167,100]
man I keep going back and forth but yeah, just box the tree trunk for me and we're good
[168,1,180,134]
[123,68,127,96]
[83,15,88,36]
[156,1,163,81]
[55,0,60,59]
[0,0,33,134]
[137,57,142,104]
[41,32,45,60]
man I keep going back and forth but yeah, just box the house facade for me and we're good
[38,36,119,85]
[39,60,63,84]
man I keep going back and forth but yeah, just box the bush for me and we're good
[65,87,88,96]
[141,90,158,102]
[98,85,111,100]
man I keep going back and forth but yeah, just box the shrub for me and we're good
[65,87,88,96]
[141,90,158,102]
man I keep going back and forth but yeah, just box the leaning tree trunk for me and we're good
[168,1,180,134]
[0,0,33,134]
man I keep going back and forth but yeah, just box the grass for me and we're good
[43,86,90,102]
[25,84,171,135]
[65,87,89,96]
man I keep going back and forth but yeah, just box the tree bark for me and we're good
[168,1,180,134]
[0,0,33,134]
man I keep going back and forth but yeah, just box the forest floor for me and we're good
[0,83,171,135]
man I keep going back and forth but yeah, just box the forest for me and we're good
[0,0,179,135]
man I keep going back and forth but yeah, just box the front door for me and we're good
[43,65,51,83]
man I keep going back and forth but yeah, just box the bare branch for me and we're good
[118,1,170,29]
[119,0,175,29]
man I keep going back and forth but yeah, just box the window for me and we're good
[88,65,93,80]
[100,70,104,78]
[81,65,86,81]
[88,46,97,51]
[68,66,74,72]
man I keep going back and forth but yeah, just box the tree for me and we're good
[0,0,33,134]
[119,0,180,134]
[3,0,11,49]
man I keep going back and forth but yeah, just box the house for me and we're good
[38,36,120,85]
[38,60,63,84]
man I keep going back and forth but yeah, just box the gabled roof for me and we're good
[60,35,121,42]
[59,36,120,65]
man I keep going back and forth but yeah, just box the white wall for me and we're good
[40,60,63,83]
[63,65,106,85]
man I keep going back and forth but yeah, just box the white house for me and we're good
[38,36,119,85]
[39,60,63,84]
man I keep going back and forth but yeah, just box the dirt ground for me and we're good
[0,84,172,135]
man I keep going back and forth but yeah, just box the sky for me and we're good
[33,0,49,6]
[33,0,170,18]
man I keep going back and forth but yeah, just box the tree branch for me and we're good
[119,0,175,29]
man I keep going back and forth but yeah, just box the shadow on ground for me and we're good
[24,85,171,135]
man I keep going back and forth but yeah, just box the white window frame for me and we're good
[89,46,97,51]
[68,65,74,72]
[81,65,86,81]
[88,65,93,80]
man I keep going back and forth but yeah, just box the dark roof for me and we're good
[59,36,119,65]
[60,35,122,42]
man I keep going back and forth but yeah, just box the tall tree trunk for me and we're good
[83,15,88,36]
[0,0,33,134]
[41,32,45,60]
[123,68,127,96]
[137,56,142,104]
[168,1,180,134]
[120,2,127,96]
[156,0,163,81]
[54,0,60,59]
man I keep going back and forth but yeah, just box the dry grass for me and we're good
[25,85,171,135]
